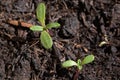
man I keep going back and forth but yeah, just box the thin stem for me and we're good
[73,69,80,80]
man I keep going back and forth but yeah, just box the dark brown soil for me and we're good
[0,0,120,80]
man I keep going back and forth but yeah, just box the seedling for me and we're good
[30,3,60,49]
[99,34,109,47]
[62,55,94,80]
[99,41,107,47]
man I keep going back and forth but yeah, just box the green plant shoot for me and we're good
[30,3,60,49]
[62,55,94,70]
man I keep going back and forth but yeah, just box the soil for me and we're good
[0,0,120,80]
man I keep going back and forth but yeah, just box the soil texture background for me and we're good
[0,0,120,80]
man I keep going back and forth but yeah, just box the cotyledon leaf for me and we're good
[62,60,78,68]
[30,25,43,31]
[36,3,46,26]
[40,31,53,49]
[81,55,94,65]
[46,22,60,29]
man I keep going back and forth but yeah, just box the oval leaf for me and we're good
[46,22,60,29]
[40,31,53,49]
[81,55,94,65]
[62,60,77,68]
[36,3,46,26]
[30,25,43,31]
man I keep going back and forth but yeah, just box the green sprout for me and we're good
[62,55,94,80]
[30,3,60,49]
[99,41,107,47]
[62,54,94,70]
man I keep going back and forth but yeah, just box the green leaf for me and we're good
[81,55,94,65]
[62,60,77,68]
[30,25,43,31]
[40,31,53,49]
[46,22,60,29]
[36,3,46,26]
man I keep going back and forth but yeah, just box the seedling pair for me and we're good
[30,3,94,80]
[62,55,94,80]
[30,3,60,49]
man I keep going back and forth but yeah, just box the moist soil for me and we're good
[0,0,120,80]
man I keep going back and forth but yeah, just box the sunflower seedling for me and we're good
[30,3,60,49]
[62,55,94,80]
